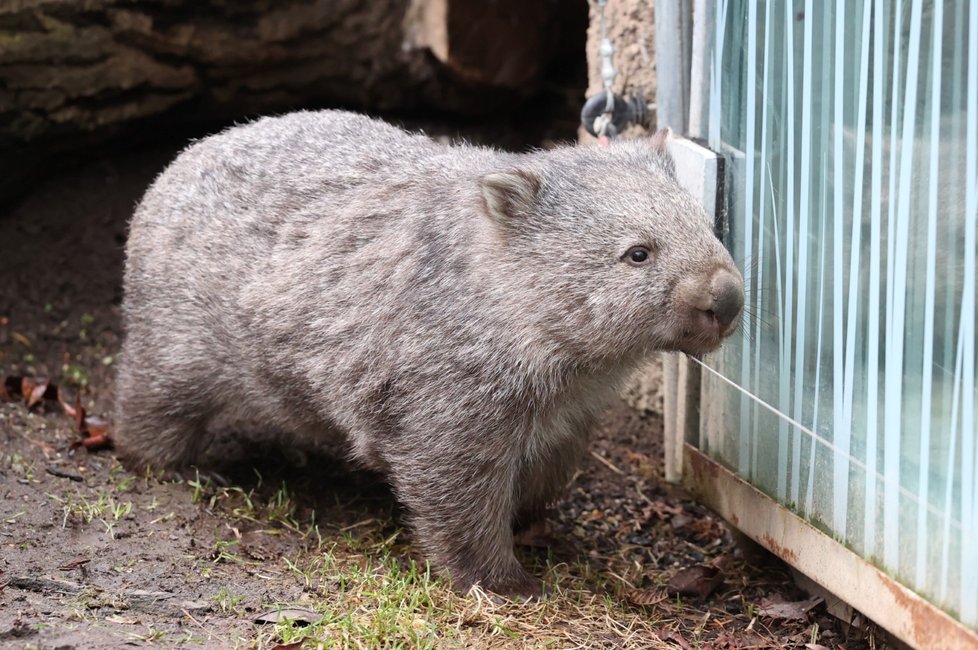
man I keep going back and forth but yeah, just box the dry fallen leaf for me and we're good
[104,614,137,625]
[78,433,112,450]
[253,608,320,626]
[2,375,113,451]
[624,586,668,606]
[59,390,81,424]
[756,594,823,621]
[23,377,52,409]
[645,500,684,520]
[58,558,92,571]
[271,641,304,650]
[666,564,724,599]
[683,516,723,542]
[657,627,693,650]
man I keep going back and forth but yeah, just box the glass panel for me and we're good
[703,0,977,628]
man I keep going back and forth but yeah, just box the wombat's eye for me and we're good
[623,246,653,266]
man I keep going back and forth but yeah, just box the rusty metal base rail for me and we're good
[682,444,978,650]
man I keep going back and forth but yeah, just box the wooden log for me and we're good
[0,0,585,200]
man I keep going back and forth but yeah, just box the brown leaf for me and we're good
[78,433,112,450]
[58,558,91,571]
[24,377,47,409]
[683,517,722,542]
[665,565,723,599]
[83,414,110,436]
[271,642,304,650]
[710,553,734,571]
[624,586,668,606]
[58,389,79,420]
[4,375,112,450]
[657,628,693,650]
[756,595,823,621]
[253,608,320,626]
[7,376,58,409]
[646,500,684,520]
[70,393,85,430]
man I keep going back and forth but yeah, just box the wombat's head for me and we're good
[480,131,743,361]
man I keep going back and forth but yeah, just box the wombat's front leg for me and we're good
[514,427,590,531]
[388,448,541,599]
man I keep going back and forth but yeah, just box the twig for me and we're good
[590,450,625,475]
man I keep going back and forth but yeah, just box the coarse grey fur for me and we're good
[116,110,743,598]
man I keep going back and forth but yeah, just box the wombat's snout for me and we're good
[702,268,744,334]
[675,266,745,354]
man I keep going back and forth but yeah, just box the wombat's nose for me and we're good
[704,268,744,331]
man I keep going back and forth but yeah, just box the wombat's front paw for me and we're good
[470,570,547,603]
[126,461,229,488]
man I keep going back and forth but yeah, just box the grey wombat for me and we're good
[116,110,743,598]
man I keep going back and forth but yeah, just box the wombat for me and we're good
[116,110,743,598]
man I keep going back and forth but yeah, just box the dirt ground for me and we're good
[0,122,891,649]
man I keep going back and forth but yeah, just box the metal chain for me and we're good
[583,0,649,143]
[594,0,617,141]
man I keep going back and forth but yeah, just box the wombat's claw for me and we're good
[474,575,548,604]
[161,467,229,487]
[202,470,230,487]
[193,469,230,487]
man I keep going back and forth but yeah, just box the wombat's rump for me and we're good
[116,110,743,597]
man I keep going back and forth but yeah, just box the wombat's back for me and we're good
[128,110,438,255]
[117,111,505,467]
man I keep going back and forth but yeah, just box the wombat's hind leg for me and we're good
[114,380,212,472]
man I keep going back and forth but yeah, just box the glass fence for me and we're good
[700,0,977,627]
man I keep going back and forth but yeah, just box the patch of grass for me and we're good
[188,478,670,649]
[108,464,135,493]
[254,548,457,650]
[242,522,669,650]
[123,627,169,643]
[187,471,208,504]
[212,539,248,565]
[5,453,36,481]
[266,481,303,531]
[213,586,246,615]
[48,491,134,539]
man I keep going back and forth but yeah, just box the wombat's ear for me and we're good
[649,127,677,178]
[480,170,542,225]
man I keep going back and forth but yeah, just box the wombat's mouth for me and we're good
[670,266,744,356]
[672,308,740,357]
[676,336,724,357]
